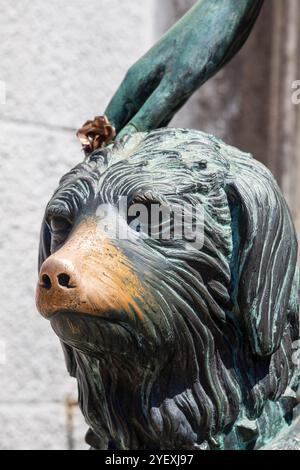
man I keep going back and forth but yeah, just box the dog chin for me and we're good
[49,310,146,358]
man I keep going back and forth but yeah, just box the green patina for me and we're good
[105,0,264,138]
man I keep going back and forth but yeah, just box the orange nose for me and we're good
[36,256,84,319]
[39,257,78,291]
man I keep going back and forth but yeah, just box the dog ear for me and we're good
[38,218,77,377]
[230,161,298,357]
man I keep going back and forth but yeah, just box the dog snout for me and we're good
[36,255,84,319]
[39,257,78,291]
[36,218,146,321]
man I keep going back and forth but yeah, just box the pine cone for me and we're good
[76,115,116,153]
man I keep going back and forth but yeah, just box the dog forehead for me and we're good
[52,128,233,208]
[114,129,223,163]
[83,128,225,165]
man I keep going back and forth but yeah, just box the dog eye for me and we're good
[50,216,71,233]
[48,216,72,252]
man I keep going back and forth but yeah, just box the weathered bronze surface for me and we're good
[36,129,300,450]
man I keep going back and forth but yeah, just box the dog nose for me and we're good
[36,256,83,318]
[39,258,77,291]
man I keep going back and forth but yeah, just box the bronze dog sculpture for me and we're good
[36,128,300,450]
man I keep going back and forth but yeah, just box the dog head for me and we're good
[36,129,299,449]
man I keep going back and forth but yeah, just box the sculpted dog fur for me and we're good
[36,129,300,450]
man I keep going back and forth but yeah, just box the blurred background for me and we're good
[0,0,299,450]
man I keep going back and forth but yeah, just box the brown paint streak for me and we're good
[36,218,145,320]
